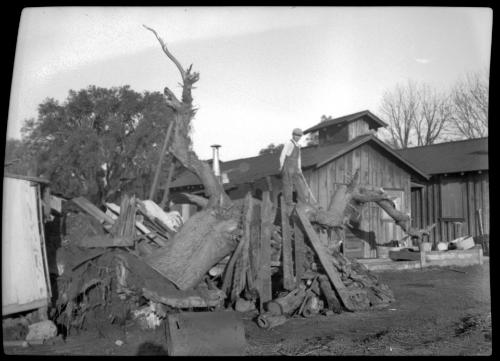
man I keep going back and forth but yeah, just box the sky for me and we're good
[7,7,492,161]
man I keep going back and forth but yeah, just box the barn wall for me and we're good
[304,143,412,259]
[2,177,51,315]
[410,171,489,244]
[348,119,370,140]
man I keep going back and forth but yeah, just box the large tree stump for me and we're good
[145,209,238,290]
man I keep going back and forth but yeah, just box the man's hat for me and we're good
[292,128,303,136]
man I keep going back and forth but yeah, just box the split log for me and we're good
[145,209,238,290]
[301,295,321,318]
[257,313,287,329]
[266,285,306,315]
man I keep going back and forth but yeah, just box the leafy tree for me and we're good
[4,138,35,175]
[20,85,177,205]
[258,143,284,155]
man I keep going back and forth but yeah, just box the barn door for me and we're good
[380,189,405,245]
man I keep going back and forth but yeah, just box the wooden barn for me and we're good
[396,137,489,245]
[168,110,429,259]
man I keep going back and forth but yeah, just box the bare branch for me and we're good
[143,24,186,81]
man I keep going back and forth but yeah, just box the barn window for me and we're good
[440,178,464,219]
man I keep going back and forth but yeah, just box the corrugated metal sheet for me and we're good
[2,177,50,315]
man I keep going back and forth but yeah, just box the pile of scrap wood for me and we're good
[52,188,396,334]
[217,192,396,329]
[53,195,226,334]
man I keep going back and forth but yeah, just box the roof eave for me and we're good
[315,135,429,181]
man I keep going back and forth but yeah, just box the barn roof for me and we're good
[303,110,388,134]
[169,134,428,190]
[395,137,488,175]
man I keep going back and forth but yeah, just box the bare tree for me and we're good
[415,84,454,146]
[379,80,420,148]
[379,80,454,149]
[450,70,489,139]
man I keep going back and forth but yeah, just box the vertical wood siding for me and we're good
[314,143,412,258]
[348,119,370,140]
[410,172,489,244]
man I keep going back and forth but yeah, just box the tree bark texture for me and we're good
[144,209,238,290]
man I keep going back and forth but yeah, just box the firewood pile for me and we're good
[52,188,395,335]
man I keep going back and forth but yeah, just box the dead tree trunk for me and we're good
[142,26,239,290]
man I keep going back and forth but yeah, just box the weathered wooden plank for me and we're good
[343,153,350,184]
[482,175,489,235]
[427,182,435,243]
[309,170,319,204]
[258,191,273,308]
[346,151,353,182]
[231,193,253,301]
[475,174,482,235]
[318,167,328,209]
[360,144,370,186]
[293,219,305,287]
[467,176,476,237]
[222,193,251,296]
[460,180,468,235]
[422,185,428,232]
[352,148,361,179]
[281,196,295,291]
[249,201,261,290]
[72,197,115,224]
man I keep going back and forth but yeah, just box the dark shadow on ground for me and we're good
[136,342,168,355]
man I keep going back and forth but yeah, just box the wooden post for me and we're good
[149,119,175,201]
[280,196,295,291]
[230,193,253,302]
[258,191,273,310]
[248,200,261,292]
[159,160,176,209]
[478,245,483,265]
[293,219,304,287]
[419,248,427,269]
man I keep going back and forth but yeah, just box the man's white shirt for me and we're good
[279,139,302,171]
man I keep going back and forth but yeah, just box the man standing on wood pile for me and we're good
[279,128,310,214]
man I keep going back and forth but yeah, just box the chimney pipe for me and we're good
[211,144,221,180]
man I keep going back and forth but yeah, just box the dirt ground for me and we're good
[4,262,491,356]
